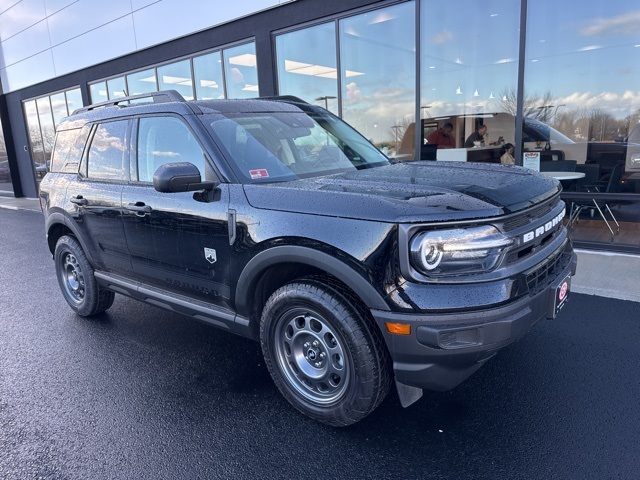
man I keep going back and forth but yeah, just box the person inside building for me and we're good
[427,122,456,149]
[464,124,487,148]
[499,143,515,165]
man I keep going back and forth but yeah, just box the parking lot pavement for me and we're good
[0,195,41,211]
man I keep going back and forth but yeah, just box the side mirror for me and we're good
[153,162,216,193]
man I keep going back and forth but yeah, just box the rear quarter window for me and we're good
[50,126,90,173]
[86,120,129,180]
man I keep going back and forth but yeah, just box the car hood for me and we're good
[242,161,560,223]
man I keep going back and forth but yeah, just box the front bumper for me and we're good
[371,250,577,392]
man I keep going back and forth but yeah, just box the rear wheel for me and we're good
[54,235,115,316]
[260,278,390,426]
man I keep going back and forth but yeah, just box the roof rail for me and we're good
[255,95,309,104]
[72,90,186,114]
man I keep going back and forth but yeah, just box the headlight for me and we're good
[410,226,512,277]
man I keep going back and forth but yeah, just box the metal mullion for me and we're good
[335,18,342,118]
[220,50,228,99]
[414,0,421,161]
[514,0,528,166]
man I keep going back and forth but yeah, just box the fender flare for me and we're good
[235,245,390,314]
[45,211,97,266]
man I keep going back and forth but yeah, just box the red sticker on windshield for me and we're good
[249,169,269,179]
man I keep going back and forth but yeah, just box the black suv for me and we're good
[40,91,576,426]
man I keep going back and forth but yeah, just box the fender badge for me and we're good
[204,247,217,264]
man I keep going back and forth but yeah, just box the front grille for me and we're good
[524,244,572,295]
[503,197,559,232]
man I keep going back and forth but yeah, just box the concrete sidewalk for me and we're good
[1,194,638,303]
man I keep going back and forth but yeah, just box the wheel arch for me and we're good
[235,245,390,336]
[44,212,94,265]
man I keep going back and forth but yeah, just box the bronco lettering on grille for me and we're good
[522,208,565,244]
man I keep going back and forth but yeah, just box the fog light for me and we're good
[438,328,480,349]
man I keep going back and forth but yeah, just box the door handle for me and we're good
[127,202,152,215]
[70,195,87,206]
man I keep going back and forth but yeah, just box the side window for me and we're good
[86,120,129,180]
[50,126,90,173]
[136,116,205,183]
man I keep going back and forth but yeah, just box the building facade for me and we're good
[1,0,639,253]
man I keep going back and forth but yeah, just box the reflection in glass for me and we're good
[65,88,83,114]
[223,43,259,99]
[193,51,225,100]
[127,68,157,96]
[340,2,416,159]
[525,0,640,247]
[420,0,520,160]
[136,116,204,182]
[158,60,194,100]
[87,121,128,180]
[276,22,339,115]
[24,100,46,172]
[0,121,13,194]
[90,82,108,104]
[50,93,69,127]
[36,97,55,178]
[107,77,127,98]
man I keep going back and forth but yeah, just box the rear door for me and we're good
[65,119,132,274]
[120,114,232,309]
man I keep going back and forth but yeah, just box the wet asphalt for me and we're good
[1,208,639,480]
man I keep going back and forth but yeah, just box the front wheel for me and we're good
[54,235,115,316]
[260,278,391,427]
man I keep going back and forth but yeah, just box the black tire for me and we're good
[54,235,115,317]
[260,277,391,427]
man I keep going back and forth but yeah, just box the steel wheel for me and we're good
[60,252,85,305]
[274,307,350,405]
[260,277,391,427]
[54,235,115,316]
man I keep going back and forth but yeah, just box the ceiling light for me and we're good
[161,75,193,86]
[229,53,257,67]
[199,80,219,88]
[456,86,462,95]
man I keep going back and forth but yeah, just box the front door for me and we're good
[120,115,232,310]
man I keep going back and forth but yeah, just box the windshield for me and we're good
[204,110,389,183]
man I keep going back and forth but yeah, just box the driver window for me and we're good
[136,116,205,182]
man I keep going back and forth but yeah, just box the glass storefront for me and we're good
[418,0,520,160]
[275,4,416,158]
[275,22,339,115]
[272,0,639,251]
[523,0,640,248]
[126,68,157,97]
[193,51,225,100]
[158,60,193,100]
[340,2,416,159]
[0,123,12,194]
[223,43,260,99]
[22,88,82,185]
[88,42,258,103]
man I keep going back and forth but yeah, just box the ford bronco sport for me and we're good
[39,90,577,426]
